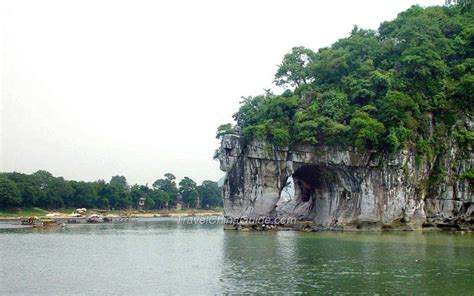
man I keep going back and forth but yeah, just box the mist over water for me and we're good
[1,218,473,294]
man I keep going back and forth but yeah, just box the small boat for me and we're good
[32,218,59,228]
[86,214,104,223]
[21,216,39,225]
[103,216,113,222]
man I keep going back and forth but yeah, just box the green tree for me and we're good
[218,4,472,156]
[71,181,98,208]
[274,46,315,87]
[349,111,386,150]
[110,175,128,190]
[197,180,222,208]
[153,173,178,206]
[130,185,155,210]
[2,172,43,207]
[0,177,22,209]
[377,91,420,129]
[216,123,235,140]
[179,177,198,207]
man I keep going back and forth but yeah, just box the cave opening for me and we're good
[292,165,330,203]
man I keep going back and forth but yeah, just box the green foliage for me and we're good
[274,46,315,87]
[216,123,234,140]
[196,180,222,208]
[416,138,435,163]
[387,127,412,152]
[446,0,473,13]
[0,170,221,211]
[429,163,448,186]
[235,94,299,147]
[110,175,128,190]
[219,4,473,154]
[179,177,198,206]
[153,173,178,205]
[349,111,385,150]
[0,177,22,209]
[454,127,474,147]
[461,168,474,187]
[377,91,420,129]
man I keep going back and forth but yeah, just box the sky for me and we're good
[0,0,445,186]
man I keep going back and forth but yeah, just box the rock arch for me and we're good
[219,134,473,231]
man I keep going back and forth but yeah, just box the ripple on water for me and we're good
[0,220,473,294]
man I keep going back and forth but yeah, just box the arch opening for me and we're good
[277,176,295,207]
[292,165,331,203]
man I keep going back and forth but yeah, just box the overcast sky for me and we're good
[1,0,444,185]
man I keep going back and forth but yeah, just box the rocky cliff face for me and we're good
[218,122,473,231]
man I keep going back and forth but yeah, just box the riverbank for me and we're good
[0,207,223,219]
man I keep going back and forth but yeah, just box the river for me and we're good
[0,217,473,295]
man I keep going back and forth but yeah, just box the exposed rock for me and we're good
[218,122,473,231]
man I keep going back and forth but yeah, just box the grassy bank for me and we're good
[0,207,49,218]
[0,207,223,219]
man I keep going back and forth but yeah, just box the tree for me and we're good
[179,177,198,207]
[41,177,74,209]
[197,180,222,208]
[2,172,42,207]
[153,174,177,192]
[218,4,472,155]
[377,91,419,129]
[151,189,170,209]
[274,46,315,87]
[71,181,98,208]
[153,173,178,206]
[216,123,234,140]
[110,175,128,190]
[446,0,473,13]
[0,177,22,209]
[106,176,131,209]
[131,185,155,210]
[349,111,385,150]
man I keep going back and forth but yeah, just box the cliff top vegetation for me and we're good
[217,2,474,155]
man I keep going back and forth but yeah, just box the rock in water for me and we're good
[218,125,473,231]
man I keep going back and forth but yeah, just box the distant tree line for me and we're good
[0,170,222,210]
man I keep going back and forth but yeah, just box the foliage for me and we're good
[461,168,474,187]
[179,177,198,206]
[196,180,222,208]
[216,123,235,140]
[349,111,385,150]
[218,4,474,155]
[0,177,22,209]
[0,170,222,211]
[153,173,178,205]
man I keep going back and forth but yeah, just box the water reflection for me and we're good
[0,219,473,294]
[220,231,474,294]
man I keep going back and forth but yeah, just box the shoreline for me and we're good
[0,209,223,220]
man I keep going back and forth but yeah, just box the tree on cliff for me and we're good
[216,123,234,140]
[221,3,474,157]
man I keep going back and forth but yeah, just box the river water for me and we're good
[0,217,473,295]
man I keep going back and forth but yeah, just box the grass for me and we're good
[55,208,77,214]
[0,207,49,218]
